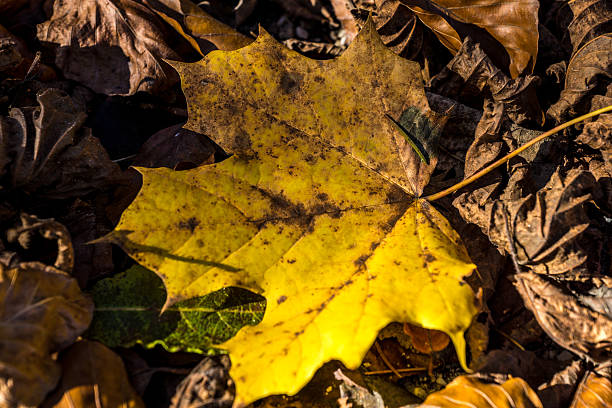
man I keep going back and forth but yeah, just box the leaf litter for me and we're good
[0,0,611,407]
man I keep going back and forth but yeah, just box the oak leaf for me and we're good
[106,21,480,406]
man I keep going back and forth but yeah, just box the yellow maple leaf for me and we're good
[106,21,480,406]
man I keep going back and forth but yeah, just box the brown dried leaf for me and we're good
[570,371,612,408]
[401,0,539,77]
[418,375,543,408]
[360,0,425,59]
[548,35,612,122]
[429,37,544,127]
[577,111,612,174]
[171,356,233,408]
[41,340,145,408]
[460,168,606,278]
[0,262,93,407]
[0,88,121,198]
[36,0,200,95]
[546,0,612,56]
[515,272,612,363]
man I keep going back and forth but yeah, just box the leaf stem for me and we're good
[425,105,612,201]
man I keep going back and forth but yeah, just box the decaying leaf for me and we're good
[487,169,605,278]
[36,0,243,95]
[570,371,612,408]
[401,0,539,77]
[0,262,93,407]
[171,356,234,408]
[41,340,145,408]
[548,35,612,122]
[429,37,543,127]
[514,273,612,363]
[334,369,385,408]
[0,88,121,198]
[105,21,480,405]
[418,375,543,408]
[87,265,265,352]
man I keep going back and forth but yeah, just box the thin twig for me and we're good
[374,341,403,379]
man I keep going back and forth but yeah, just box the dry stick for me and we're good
[425,105,612,202]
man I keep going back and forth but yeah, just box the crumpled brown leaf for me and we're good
[417,375,543,408]
[41,340,144,408]
[401,0,539,78]
[429,37,544,127]
[458,168,606,278]
[545,0,612,56]
[569,371,612,408]
[547,34,612,122]
[170,356,233,408]
[36,0,241,96]
[0,88,120,198]
[0,262,93,407]
[515,272,612,363]
[5,213,74,272]
[334,369,384,408]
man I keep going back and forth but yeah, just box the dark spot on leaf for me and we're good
[178,217,200,233]
[274,321,283,327]
[316,192,329,201]
[287,259,296,264]
[277,295,287,304]
[279,72,302,94]
[354,254,369,267]
[254,331,263,335]
[424,254,436,263]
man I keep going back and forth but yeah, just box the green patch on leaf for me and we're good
[86,266,265,353]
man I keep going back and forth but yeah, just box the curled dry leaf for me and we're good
[105,21,480,405]
[418,375,543,408]
[0,88,121,199]
[0,262,93,407]
[353,0,426,59]
[548,35,612,122]
[41,340,144,408]
[546,0,612,56]
[429,37,544,127]
[6,213,74,272]
[401,0,539,78]
[514,272,612,363]
[570,371,612,408]
[171,356,233,408]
